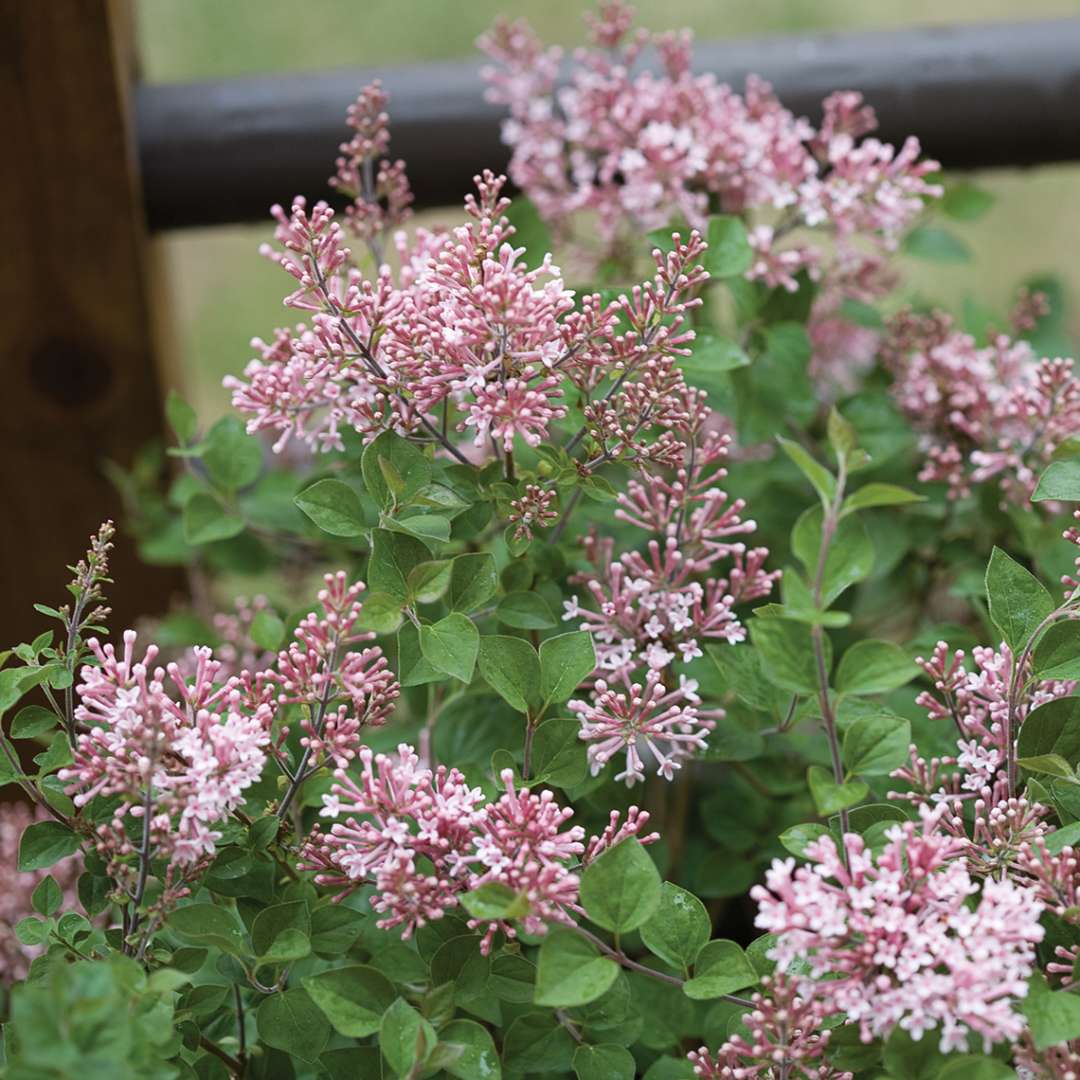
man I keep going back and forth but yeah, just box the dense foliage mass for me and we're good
[3,4,1080,1077]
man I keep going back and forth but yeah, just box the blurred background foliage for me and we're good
[137,0,1080,421]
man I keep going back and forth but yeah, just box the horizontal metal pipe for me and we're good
[136,19,1080,231]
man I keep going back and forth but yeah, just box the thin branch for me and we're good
[571,924,753,1006]
[309,249,469,465]
[198,1035,244,1078]
[810,460,850,850]
[234,984,247,1074]
[276,644,340,822]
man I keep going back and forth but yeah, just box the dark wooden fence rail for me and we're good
[5,5,1080,651]
[138,19,1080,231]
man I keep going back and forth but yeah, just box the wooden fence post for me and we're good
[0,0,185,648]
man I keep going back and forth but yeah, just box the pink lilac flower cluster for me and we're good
[57,572,397,897]
[1016,1036,1080,1080]
[1063,510,1080,594]
[508,484,559,541]
[752,807,1045,1054]
[566,432,778,674]
[328,80,413,260]
[270,572,399,776]
[569,671,723,786]
[883,309,1080,502]
[564,430,779,784]
[299,743,656,952]
[58,630,271,882]
[688,974,852,1080]
[0,803,82,982]
[890,640,1074,874]
[226,83,711,475]
[479,1,940,389]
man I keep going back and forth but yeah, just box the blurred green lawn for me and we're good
[137,0,1080,419]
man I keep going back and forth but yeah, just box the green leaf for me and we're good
[183,492,245,544]
[438,1019,502,1080]
[749,616,822,696]
[1033,620,1080,680]
[807,765,868,815]
[488,953,536,1004]
[502,1013,576,1073]
[420,613,479,682]
[380,997,437,1076]
[705,215,753,277]
[573,1043,636,1080]
[302,965,396,1038]
[644,1059,698,1080]
[397,622,442,687]
[430,934,491,1000]
[882,1026,950,1080]
[460,882,530,922]
[165,389,198,444]
[497,592,558,630]
[202,416,262,492]
[249,609,285,653]
[777,436,835,508]
[778,823,829,858]
[256,988,330,1064]
[168,903,249,956]
[936,1058,1014,1080]
[31,875,61,917]
[842,713,912,776]
[689,333,751,372]
[792,506,874,607]
[10,705,59,739]
[902,225,971,262]
[368,528,429,602]
[1046,821,1080,853]
[294,478,366,538]
[361,430,432,509]
[1017,698,1080,769]
[579,838,661,933]
[1018,753,1076,780]
[835,640,920,696]
[985,547,1055,652]
[640,883,710,972]
[1023,972,1080,1051]
[1033,458,1080,502]
[530,717,588,788]
[14,917,47,946]
[18,821,80,871]
[540,631,596,704]
[477,636,541,713]
[355,591,405,635]
[941,181,995,221]
[679,333,750,395]
[309,904,365,956]
[450,553,498,613]
[841,482,925,515]
[251,899,311,963]
[534,928,619,1007]
[389,514,451,544]
[407,559,453,604]
[826,406,859,463]
[683,939,758,1000]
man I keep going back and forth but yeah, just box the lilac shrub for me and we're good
[3,3,1080,1077]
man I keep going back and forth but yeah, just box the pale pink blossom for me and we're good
[688,974,852,1079]
[753,808,1044,1053]
[300,745,656,951]
[569,670,722,785]
[884,311,1080,502]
